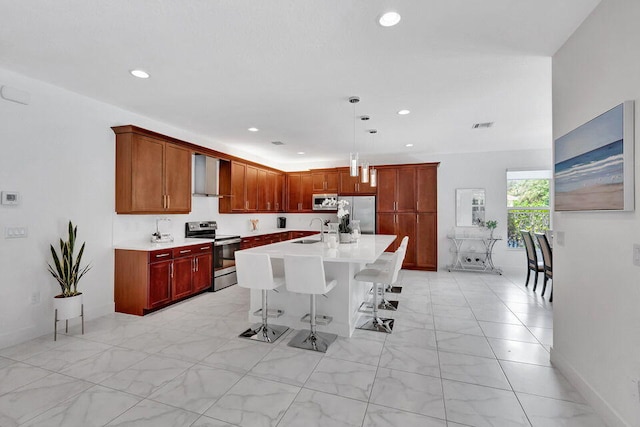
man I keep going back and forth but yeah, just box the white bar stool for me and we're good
[355,248,404,333]
[368,236,409,295]
[284,254,338,353]
[236,252,289,343]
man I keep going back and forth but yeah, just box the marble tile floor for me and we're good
[0,270,606,427]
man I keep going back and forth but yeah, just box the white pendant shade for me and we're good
[370,168,377,187]
[361,161,370,183]
[349,152,359,177]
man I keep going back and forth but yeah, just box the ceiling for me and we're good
[0,0,600,169]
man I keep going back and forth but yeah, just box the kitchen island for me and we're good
[238,234,396,337]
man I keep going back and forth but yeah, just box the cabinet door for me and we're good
[416,166,437,212]
[148,260,172,308]
[164,143,192,213]
[230,161,246,212]
[131,135,165,212]
[325,171,339,192]
[172,257,194,300]
[245,165,258,211]
[287,173,302,211]
[416,213,437,270]
[300,173,313,211]
[396,213,417,268]
[339,171,359,194]
[376,169,397,212]
[396,168,416,212]
[311,172,327,192]
[193,252,212,292]
[264,171,276,211]
[257,169,269,211]
[376,213,397,252]
[275,173,285,211]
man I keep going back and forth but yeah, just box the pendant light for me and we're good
[369,129,378,187]
[359,115,371,183]
[349,96,360,177]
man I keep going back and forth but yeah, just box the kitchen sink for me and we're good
[292,239,321,244]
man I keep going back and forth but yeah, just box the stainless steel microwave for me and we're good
[312,194,338,211]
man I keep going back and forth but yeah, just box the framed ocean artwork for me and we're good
[554,101,635,212]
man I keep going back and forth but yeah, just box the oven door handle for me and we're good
[214,238,242,246]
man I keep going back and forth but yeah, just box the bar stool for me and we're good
[365,239,408,311]
[236,252,289,343]
[355,248,404,333]
[284,254,338,353]
[368,236,409,295]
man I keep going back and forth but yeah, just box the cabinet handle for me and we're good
[155,253,170,258]
[417,214,419,223]
[267,202,271,210]
[298,202,302,210]
[200,246,209,250]
[275,203,279,210]
[192,258,196,272]
[170,262,174,278]
[196,258,199,271]
[179,249,191,254]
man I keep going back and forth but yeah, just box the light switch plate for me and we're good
[633,244,640,267]
[555,231,565,246]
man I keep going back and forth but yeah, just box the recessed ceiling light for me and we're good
[379,11,401,27]
[398,109,411,115]
[130,69,150,79]
[248,127,259,132]
[405,144,414,147]
[297,151,305,155]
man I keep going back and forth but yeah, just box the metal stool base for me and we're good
[239,323,288,343]
[386,285,403,294]
[252,308,284,319]
[288,329,337,353]
[356,317,394,334]
[378,299,399,311]
[300,313,332,326]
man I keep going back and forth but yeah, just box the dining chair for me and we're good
[521,230,544,291]
[535,232,553,301]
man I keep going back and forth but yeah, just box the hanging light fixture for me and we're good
[369,129,378,187]
[349,96,360,177]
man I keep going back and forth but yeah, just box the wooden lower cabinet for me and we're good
[115,243,212,315]
[377,212,436,270]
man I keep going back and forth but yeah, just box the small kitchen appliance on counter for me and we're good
[151,217,174,243]
[185,221,242,291]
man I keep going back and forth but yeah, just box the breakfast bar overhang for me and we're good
[237,234,396,337]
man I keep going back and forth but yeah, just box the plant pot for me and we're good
[339,233,352,243]
[54,293,83,320]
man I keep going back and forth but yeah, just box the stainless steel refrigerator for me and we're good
[337,196,376,234]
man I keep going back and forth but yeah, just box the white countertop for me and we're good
[239,234,397,264]
[114,237,215,251]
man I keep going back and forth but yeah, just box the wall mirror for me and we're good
[456,188,485,226]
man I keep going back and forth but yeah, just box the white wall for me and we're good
[0,64,551,350]
[552,1,640,425]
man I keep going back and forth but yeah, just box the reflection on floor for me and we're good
[0,270,605,426]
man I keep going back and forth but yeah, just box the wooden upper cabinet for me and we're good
[229,161,246,211]
[416,165,438,212]
[312,170,339,193]
[114,129,192,214]
[396,167,416,212]
[338,168,376,195]
[287,172,313,212]
[245,165,258,211]
[275,173,285,211]
[376,168,398,212]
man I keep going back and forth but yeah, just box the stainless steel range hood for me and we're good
[193,154,221,197]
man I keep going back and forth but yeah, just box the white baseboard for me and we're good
[550,347,631,427]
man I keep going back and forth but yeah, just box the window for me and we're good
[507,170,551,248]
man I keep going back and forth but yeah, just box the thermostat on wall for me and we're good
[1,191,19,205]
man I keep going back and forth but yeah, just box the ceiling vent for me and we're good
[472,122,494,129]
[271,141,284,145]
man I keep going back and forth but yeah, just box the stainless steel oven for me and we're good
[212,235,242,291]
[185,221,241,292]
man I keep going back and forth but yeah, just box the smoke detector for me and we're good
[271,141,284,146]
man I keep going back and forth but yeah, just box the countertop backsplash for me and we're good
[112,195,337,246]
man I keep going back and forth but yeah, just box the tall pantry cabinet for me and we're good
[376,163,438,270]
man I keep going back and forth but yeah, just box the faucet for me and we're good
[309,218,324,242]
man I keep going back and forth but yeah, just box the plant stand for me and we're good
[53,294,85,341]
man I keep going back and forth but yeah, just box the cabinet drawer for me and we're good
[191,243,213,254]
[149,249,172,262]
[172,246,196,258]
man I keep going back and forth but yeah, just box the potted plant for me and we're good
[48,221,91,338]
[485,220,498,239]
[336,200,352,243]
